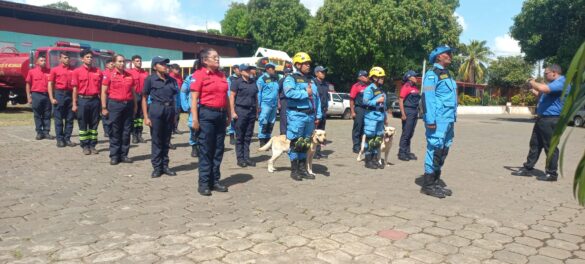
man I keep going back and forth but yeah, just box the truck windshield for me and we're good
[49,50,82,69]
[93,54,112,70]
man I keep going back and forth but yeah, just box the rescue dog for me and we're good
[356,126,396,166]
[259,129,327,175]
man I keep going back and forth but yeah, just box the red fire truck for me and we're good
[0,41,114,111]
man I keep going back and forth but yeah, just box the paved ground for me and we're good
[0,114,584,264]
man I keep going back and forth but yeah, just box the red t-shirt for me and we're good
[190,68,228,108]
[48,64,73,90]
[128,68,149,94]
[25,67,50,93]
[349,81,368,100]
[169,72,184,90]
[103,69,136,101]
[399,82,420,99]
[71,65,102,96]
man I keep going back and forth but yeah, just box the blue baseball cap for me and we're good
[239,64,257,71]
[402,70,418,82]
[429,45,455,64]
[357,70,368,78]
[151,56,170,67]
[265,63,276,69]
[231,64,240,69]
[314,66,327,74]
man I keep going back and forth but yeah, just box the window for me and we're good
[332,93,343,102]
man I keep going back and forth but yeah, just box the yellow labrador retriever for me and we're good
[259,129,327,175]
[357,126,396,166]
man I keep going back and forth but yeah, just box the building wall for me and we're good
[0,16,240,58]
[0,31,182,60]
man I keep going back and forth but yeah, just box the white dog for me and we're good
[357,126,396,166]
[259,129,327,175]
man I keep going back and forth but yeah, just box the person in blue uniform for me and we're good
[226,65,240,145]
[278,67,293,135]
[313,65,330,159]
[362,67,388,169]
[181,61,199,158]
[397,70,421,161]
[230,64,258,167]
[256,63,279,147]
[142,56,178,178]
[421,45,457,198]
[283,52,322,181]
[511,64,569,182]
[350,70,370,153]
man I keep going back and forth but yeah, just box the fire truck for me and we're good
[0,41,114,111]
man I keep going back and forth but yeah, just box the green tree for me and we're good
[487,56,534,98]
[458,40,492,84]
[206,29,221,35]
[510,0,585,68]
[43,1,80,12]
[306,0,462,90]
[221,3,252,39]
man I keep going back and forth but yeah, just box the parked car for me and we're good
[571,106,585,127]
[327,92,351,119]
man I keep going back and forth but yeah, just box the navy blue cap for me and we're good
[402,70,418,82]
[239,64,257,71]
[314,66,327,74]
[231,64,240,69]
[151,56,170,68]
[265,63,276,69]
[357,70,368,78]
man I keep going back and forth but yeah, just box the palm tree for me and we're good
[458,40,493,84]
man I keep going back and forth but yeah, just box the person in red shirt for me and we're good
[101,54,137,166]
[190,48,231,196]
[48,52,75,148]
[398,70,421,161]
[102,59,114,138]
[349,70,369,153]
[128,55,149,144]
[26,56,54,140]
[169,64,183,135]
[72,49,103,155]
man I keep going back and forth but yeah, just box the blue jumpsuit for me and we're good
[256,72,279,139]
[422,63,457,174]
[283,72,322,160]
[362,83,387,157]
[181,75,198,147]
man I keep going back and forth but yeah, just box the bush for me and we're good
[459,94,481,106]
[511,92,537,106]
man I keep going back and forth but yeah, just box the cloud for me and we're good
[493,34,523,57]
[454,12,467,31]
[14,0,219,33]
[300,0,324,16]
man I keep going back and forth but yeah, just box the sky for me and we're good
[9,0,525,57]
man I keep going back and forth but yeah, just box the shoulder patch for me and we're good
[439,74,449,80]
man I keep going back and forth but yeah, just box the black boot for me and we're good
[259,138,267,147]
[290,160,302,181]
[191,145,199,158]
[229,134,235,145]
[298,159,314,179]
[420,173,445,198]
[375,154,385,169]
[434,171,452,196]
[137,133,146,143]
[365,155,378,169]
[398,153,410,161]
[132,134,139,144]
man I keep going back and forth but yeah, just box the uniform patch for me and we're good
[374,90,382,95]
[440,74,449,80]
[427,76,435,80]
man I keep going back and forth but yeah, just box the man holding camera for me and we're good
[512,64,569,182]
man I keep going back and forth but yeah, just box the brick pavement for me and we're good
[0,115,583,263]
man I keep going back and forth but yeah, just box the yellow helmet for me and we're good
[292,52,312,65]
[369,66,386,78]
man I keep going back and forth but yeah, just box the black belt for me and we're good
[355,105,366,108]
[537,115,559,119]
[365,106,385,112]
[236,104,257,110]
[32,92,48,95]
[152,101,175,107]
[288,107,314,114]
[55,89,72,94]
[201,105,226,112]
[109,98,132,104]
[79,95,98,99]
